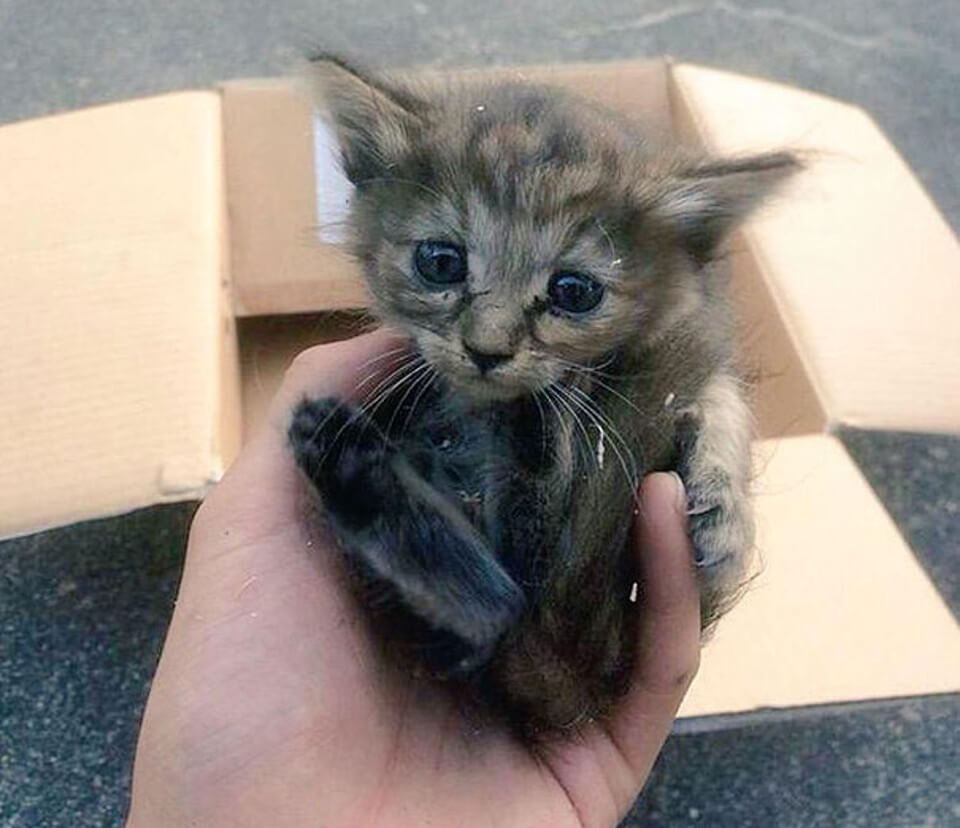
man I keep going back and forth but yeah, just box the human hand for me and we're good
[126,329,701,828]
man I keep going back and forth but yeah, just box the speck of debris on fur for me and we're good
[459,490,482,506]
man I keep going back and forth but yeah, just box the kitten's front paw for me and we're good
[681,470,755,627]
[289,397,351,471]
[675,412,755,625]
[288,397,386,500]
[683,471,753,570]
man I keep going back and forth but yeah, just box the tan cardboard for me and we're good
[237,312,372,442]
[1,60,958,718]
[0,92,235,538]
[670,64,960,435]
[221,78,368,316]
[681,434,960,717]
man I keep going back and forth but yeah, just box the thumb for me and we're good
[606,472,702,792]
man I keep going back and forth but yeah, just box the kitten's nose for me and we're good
[464,343,512,374]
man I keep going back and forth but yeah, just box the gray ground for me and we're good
[1,1,958,826]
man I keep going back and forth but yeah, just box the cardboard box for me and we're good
[1,59,958,718]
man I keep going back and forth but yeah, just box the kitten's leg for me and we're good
[288,397,525,675]
[675,373,756,628]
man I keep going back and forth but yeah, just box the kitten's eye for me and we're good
[413,240,468,285]
[547,271,605,314]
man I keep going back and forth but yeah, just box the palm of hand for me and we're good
[127,333,699,828]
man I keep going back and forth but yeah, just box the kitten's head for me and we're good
[312,56,799,402]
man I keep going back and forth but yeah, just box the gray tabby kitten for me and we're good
[289,56,798,737]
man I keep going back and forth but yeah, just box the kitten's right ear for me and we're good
[308,54,429,185]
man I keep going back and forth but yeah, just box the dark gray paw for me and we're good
[289,397,346,471]
[288,397,389,521]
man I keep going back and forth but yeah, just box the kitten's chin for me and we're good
[450,375,530,404]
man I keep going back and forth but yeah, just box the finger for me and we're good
[605,471,701,784]
[195,328,410,539]
[268,326,411,418]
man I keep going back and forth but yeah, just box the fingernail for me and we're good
[667,471,687,514]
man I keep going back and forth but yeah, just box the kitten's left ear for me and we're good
[308,53,431,185]
[657,151,802,265]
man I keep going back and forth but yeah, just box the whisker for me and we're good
[353,348,415,395]
[359,355,423,416]
[355,345,412,374]
[399,366,439,437]
[353,357,428,442]
[558,384,640,492]
[546,385,594,472]
[366,359,428,414]
[322,359,427,459]
[298,349,415,452]
[303,397,350,452]
[576,397,643,486]
[571,404,637,494]
[531,390,549,461]
[539,385,568,452]
[308,405,359,469]
[385,361,435,436]
[576,372,647,419]
[565,372,674,449]
[564,384,639,461]
[549,384,596,470]
[552,355,631,381]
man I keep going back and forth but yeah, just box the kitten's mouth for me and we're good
[412,338,546,402]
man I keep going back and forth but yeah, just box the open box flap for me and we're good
[220,77,369,317]
[680,433,960,717]
[0,92,235,538]
[669,63,960,435]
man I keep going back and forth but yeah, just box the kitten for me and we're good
[288,55,799,736]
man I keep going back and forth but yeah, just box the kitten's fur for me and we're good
[288,56,799,736]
